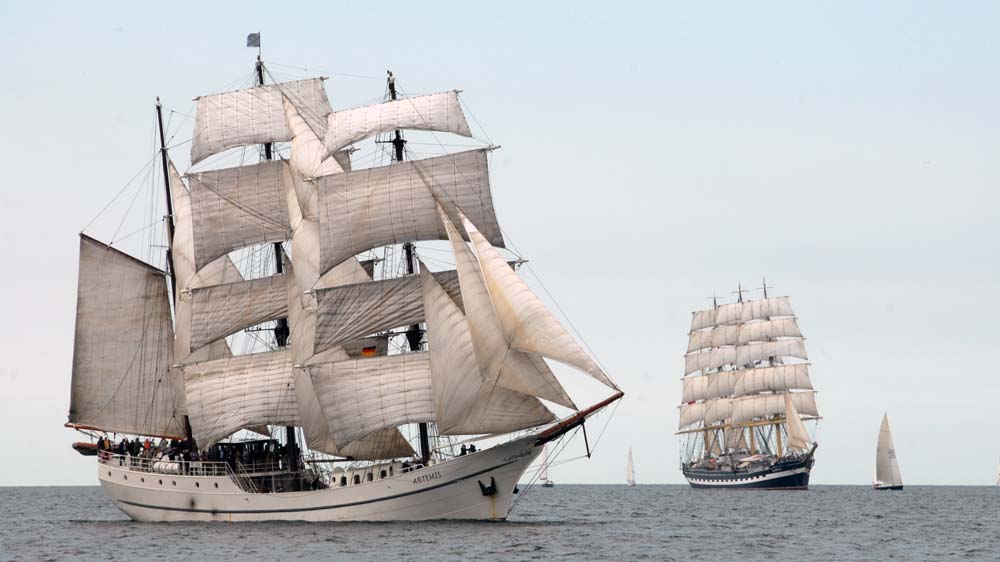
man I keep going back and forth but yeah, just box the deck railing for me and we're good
[98,450,232,477]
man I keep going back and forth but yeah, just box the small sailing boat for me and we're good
[65,40,623,522]
[540,446,555,488]
[995,461,999,486]
[677,283,819,489]
[874,413,903,490]
[626,446,636,487]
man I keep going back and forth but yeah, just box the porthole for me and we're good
[140,477,145,483]
[340,477,347,487]
[353,475,360,485]
[380,470,387,479]
[108,471,112,477]
[172,481,177,486]
[214,482,219,489]
[195,482,200,488]
[158,479,163,485]
[366,473,373,482]
[123,475,127,481]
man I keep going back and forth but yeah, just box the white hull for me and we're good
[97,436,540,522]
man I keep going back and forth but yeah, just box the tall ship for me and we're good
[66,44,622,522]
[873,414,903,490]
[677,284,819,489]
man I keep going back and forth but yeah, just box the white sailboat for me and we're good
[66,42,623,522]
[626,446,636,487]
[873,413,903,490]
[539,446,554,488]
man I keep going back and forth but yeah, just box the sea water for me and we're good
[1,485,996,561]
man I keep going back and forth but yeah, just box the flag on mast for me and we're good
[246,33,261,48]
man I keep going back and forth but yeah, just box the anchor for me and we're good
[478,476,498,496]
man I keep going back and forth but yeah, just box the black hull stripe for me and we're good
[686,470,810,490]
[116,460,517,515]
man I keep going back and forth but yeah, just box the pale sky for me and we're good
[1,1,997,486]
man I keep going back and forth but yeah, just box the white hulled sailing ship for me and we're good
[66,48,622,522]
[874,414,903,490]
[677,284,818,489]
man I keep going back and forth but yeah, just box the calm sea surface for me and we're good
[1,485,996,561]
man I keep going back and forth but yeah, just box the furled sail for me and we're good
[443,211,576,408]
[309,353,435,446]
[687,318,802,352]
[733,364,813,398]
[183,350,300,448]
[683,339,808,375]
[315,149,503,272]
[785,394,813,453]
[191,78,331,165]
[729,391,818,425]
[312,270,463,355]
[323,90,471,155]
[69,235,185,438]
[462,214,619,391]
[420,266,555,434]
[189,274,288,351]
[186,161,292,269]
[875,413,903,487]
[690,297,795,330]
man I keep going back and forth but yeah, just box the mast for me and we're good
[254,53,297,483]
[155,97,196,443]
[384,70,431,465]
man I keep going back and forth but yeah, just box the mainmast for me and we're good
[385,70,431,465]
[255,53,298,483]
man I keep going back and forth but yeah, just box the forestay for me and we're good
[315,150,503,272]
[183,350,300,448]
[70,236,184,438]
[420,267,555,434]
[309,353,435,446]
[687,318,802,352]
[312,271,463,355]
[191,78,331,165]
[323,90,471,155]
[187,161,292,269]
[729,391,818,425]
[683,339,808,375]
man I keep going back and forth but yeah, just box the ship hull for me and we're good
[874,485,903,491]
[683,457,813,490]
[96,435,540,522]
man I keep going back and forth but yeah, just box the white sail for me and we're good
[191,78,331,165]
[625,447,635,484]
[784,393,813,453]
[683,339,808,375]
[687,318,802,352]
[677,397,732,430]
[420,266,555,434]
[733,364,813,398]
[443,210,576,408]
[188,274,287,351]
[875,414,903,487]
[168,159,245,364]
[312,270,463,355]
[730,391,818,425]
[186,161,293,269]
[690,297,795,330]
[182,350,301,448]
[681,371,737,403]
[323,90,472,155]
[463,214,618,391]
[315,149,503,272]
[309,353,435,446]
[69,235,185,438]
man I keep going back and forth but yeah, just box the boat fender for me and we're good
[478,477,498,496]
